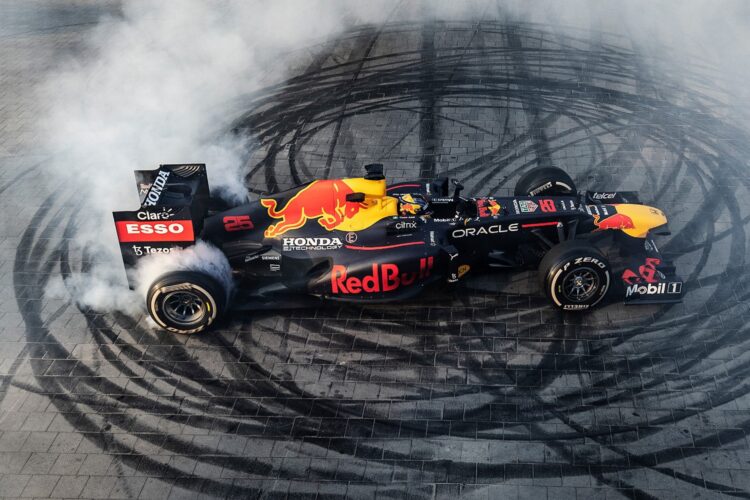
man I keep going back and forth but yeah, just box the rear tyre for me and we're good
[514,166,576,196]
[538,241,610,311]
[146,271,227,334]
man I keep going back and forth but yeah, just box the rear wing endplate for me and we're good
[112,164,209,286]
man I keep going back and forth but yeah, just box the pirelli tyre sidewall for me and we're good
[146,271,226,334]
[514,166,576,196]
[539,242,610,311]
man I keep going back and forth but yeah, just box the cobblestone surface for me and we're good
[3,1,750,499]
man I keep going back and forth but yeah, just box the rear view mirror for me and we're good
[346,193,366,202]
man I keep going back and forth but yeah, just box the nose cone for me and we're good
[612,204,668,238]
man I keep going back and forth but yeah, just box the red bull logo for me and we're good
[331,257,434,294]
[594,213,635,231]
[622,257,660,284]
[261,180,364,238]
[398,194,424,216]
[477,199,501,217]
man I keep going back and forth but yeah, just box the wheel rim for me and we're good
[561,266,599,303]
[162,290,206,326]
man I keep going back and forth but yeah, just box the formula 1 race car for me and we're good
[113,163,683,334]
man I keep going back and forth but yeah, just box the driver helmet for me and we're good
[398,194,429,216]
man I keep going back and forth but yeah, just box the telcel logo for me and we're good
[592,192,616,200]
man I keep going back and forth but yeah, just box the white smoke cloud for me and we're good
[42,0,384,211]
[39,0,401,314]
[133,241,233,301]
[44,247,142,315]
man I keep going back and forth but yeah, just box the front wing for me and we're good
[618,234,683,305]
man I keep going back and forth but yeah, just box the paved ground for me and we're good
[3,1,750,499]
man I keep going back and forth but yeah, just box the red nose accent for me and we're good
[596,213,635,230]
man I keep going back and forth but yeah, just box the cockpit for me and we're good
[396,194,430,217]
[396,192,491,219]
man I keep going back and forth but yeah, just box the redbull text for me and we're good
[331,257,434,294]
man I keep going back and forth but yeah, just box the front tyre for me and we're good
[539,241,610,311]
[146,271,227,334]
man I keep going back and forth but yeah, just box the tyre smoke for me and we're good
[133,241,233,302]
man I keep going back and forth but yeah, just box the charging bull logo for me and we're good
[261,180,364,238]
[622,257,661,284]
[398,194,424,216]
[477,199,501,217]
[594,213,635,231]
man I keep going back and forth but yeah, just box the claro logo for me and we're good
[137,209,174,220]
[115,220,194,242]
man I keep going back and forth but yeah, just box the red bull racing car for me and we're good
[113,163,683,334]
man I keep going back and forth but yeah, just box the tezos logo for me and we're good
[132,245,173,256]
[142,170,170,207]
[592,192,616,200]
[451,223,519,238]
[283,237,343,251]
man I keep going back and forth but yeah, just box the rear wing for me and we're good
[113,164,210,286]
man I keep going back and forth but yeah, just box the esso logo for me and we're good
[115,220,194,242]
[126,222,184,235]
